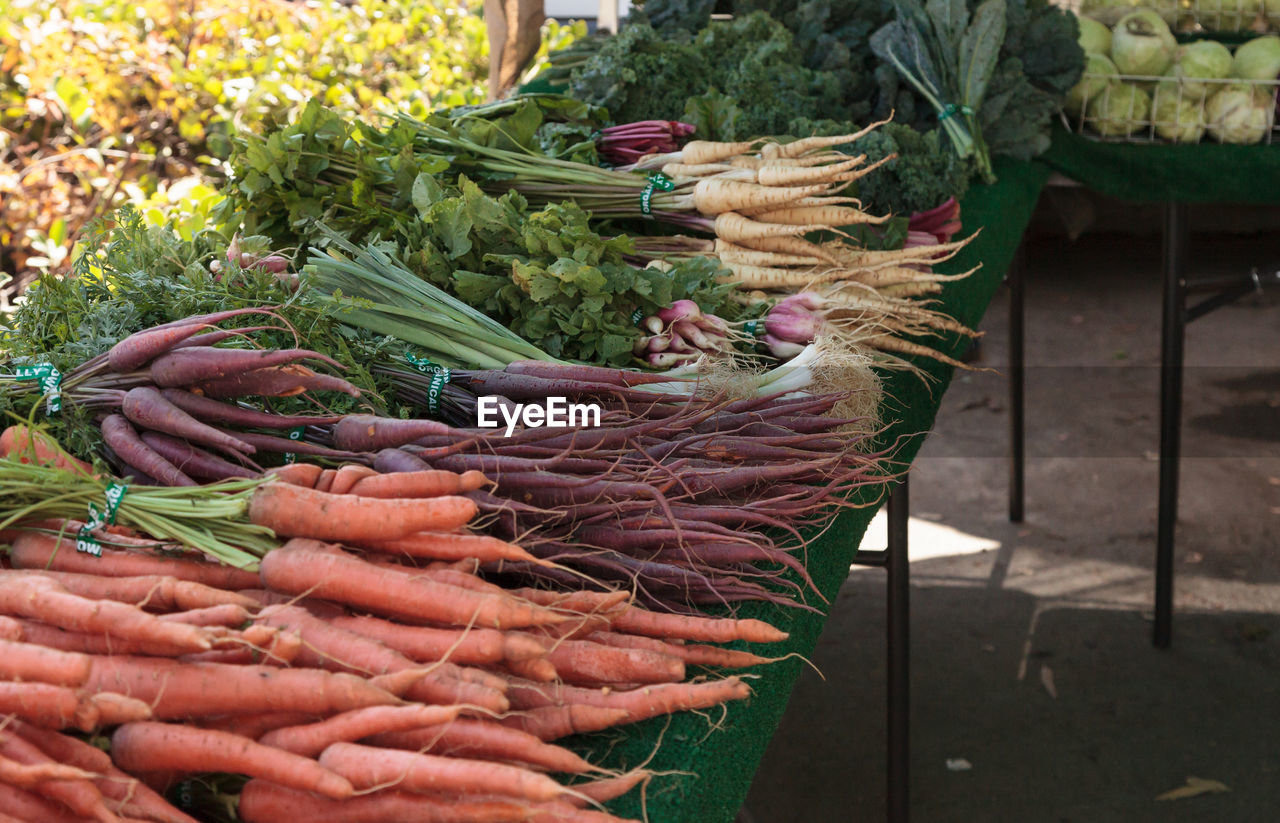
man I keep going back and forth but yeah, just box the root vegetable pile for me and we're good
[0,512,785,822]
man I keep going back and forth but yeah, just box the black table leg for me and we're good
[887,477,910,822]
[1154,203,1187,649]
[1008,247,1026,523]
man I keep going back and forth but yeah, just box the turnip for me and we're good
[1087,83,1151,137]
[1205,84,1275,144]
[1166,41,1233,102]
[1110,11,1176,76]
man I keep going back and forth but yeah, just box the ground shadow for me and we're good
[743,571,1280,823]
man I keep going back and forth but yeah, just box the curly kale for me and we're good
[570,13,855,140]
[851,123,972,216]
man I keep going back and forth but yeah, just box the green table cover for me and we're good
[578,157,1050,821]
[1040,123,1280,205]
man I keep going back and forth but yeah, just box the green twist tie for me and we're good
[282,425,306,465]
[14,363,63,414]
[938,103,974,122]
[639,171,675,217]
[630,308,646,327]
[77,482,128,557]
[744,319,760,337]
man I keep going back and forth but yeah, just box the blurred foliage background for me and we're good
[0,0,578,300]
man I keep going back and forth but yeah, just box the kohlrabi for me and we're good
[1205,84,1276,144]
[1166,41,1233,101]
[1110,10,1176,77]
[1231,36,1280,82]
[1067,53,1120,115]
[1078,17,1113,57]
[1152,85,1206,142]
[1088,83,1152,136]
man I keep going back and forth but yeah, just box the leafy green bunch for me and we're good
[217,102,733,366]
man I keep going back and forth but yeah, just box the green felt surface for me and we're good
[1040,123,1280,205]
[580,157,1050,821]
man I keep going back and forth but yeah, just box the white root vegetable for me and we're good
[692,179,831,216]
[661,163,740,178]
[679,139,762,165]
[738,195,863,217]
[756,156,867,187]
[750,205,890,227]
[736,234,840,264]
[763,117,892,159]
[714,240,827,268]
[714,212,834,242]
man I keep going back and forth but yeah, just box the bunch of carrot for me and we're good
[293,361,890,612]
[0,505,786,822]
[3,308,370,486]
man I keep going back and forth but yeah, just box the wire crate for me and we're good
[1060,0,1280,34]
[1063,72,1280,144]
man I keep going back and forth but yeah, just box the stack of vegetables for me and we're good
[1067,13,1280,143]
[0,438,792,822]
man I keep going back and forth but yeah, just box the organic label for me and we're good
[14,363,63,414]
[282,426,306,465]
[639,172,675,217]
[76,482,128,557]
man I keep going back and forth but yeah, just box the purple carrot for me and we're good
[139,432,259,480]
[106,308,274,372]
[100,414,196,487]
[331,415,451,451]
[372,448,432,473]
[227,430,369,461]
[159,389,344,428]
[172,326,280,350]
[121,387,256,457]
[195,367,361,398]
[149,347,345,388]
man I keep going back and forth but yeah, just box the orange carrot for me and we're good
[498,705,632,741]
[328,464,378,495]
[0,615,21,640]
[0,681,100,731]
[0,637,91,686]
[0,728,119,822]
[259,704,463,757]
[314,468,337,493]
[512,588,631,614]
[507,677,752,723]
[506,656,559,683]
[159,604,251,627]
[567,770,650,805]
[249,483,478,541]
[259,540,564,630]
[542,640,685,687]
[523,802,641,823]
[0,425,95,476]
[347,469,488,499]
[255,604,509,712]
[367,718,596,774]
[0,781,86,823]
[112,722,354,800]
[356,531,545,565]
[80,692,152,726]
[586,631,771,669]
[12,616,207,658]
[332,614,547,667]
[238,780,528,823]
[12,721,198,823]
[9,532,259,590]
[197,712,318,740]
[319,742,566,802]
[610,605,787,643]
[1,566,256,612]
[0,575,212,652]
[264,463,324,488]
[85,657,398,719]
[0,753,98,787]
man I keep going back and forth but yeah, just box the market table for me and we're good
[1014,125,1280,648]
[568,158,1049,823]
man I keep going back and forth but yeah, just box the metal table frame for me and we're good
[1006,199,1274,648]
[851,477,911,822]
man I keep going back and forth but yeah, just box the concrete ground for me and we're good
[742,216,1280,822]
